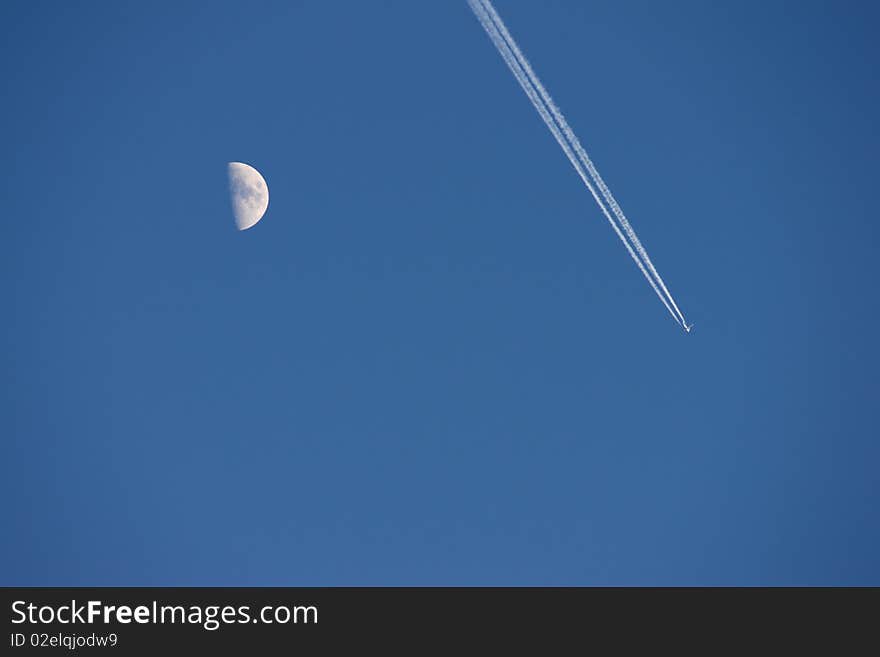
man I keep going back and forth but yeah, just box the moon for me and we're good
[227,162,269,231]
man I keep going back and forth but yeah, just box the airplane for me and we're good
[684,323,694,333]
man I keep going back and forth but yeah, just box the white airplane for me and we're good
[684,323,694,333]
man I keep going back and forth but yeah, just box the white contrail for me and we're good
[478,0,687,328]
[468,0,687,327]
[466,0,680,325]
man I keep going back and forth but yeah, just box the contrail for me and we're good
[466,0,679,325]
[468,0,689,329]
[477,0,688,328]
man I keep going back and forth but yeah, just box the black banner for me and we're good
[1,588,874,652]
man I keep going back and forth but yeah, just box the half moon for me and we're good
[227,162,269,230]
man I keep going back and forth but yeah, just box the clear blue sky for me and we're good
[2,0,878,585]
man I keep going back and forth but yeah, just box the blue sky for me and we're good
[2,0,878,585]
